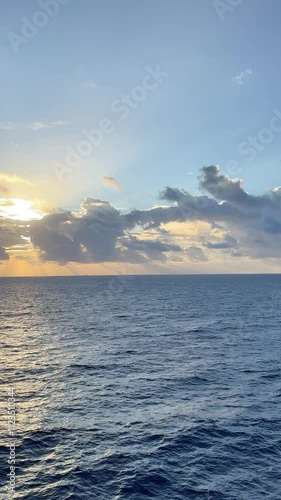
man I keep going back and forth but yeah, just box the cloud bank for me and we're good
[1,166,281,270]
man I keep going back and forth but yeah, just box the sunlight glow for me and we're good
[0,198,44,221]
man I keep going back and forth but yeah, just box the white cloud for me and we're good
[0,121,70,131]
[233,68,252,85]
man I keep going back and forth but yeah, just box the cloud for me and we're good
[28,197,182,265]
[124,166,281,260]
[203,235,238,250]
[81,81,97,89]
[0,220,29,248]
[28,199,127,264]
[199,166,263,208]
[233,68,252,85]
[0,200,15,207]
[186,246,208,262]
[0,173,32,186]
[0,173,33,196]
[0,246,9,261]
[102,176,122,191]
[0,121,70,131]
[1,166,281,267]
[123,237,181,262]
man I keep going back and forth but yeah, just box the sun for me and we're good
[0,198,44,221]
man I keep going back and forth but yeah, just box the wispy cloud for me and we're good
[0,173,33,186]
[0,121,70,131]
[102,176,122,191]
[81,81,97,89]
[0,173,33,196]
[233,68,252,85]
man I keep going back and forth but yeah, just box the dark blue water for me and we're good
[1,275,281,499]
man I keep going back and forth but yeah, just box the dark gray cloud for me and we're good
[122,237,182,262]
[30,199,124,263]
[186,246,208,262]
[29,198,182,264]
[123,238,181,253]
[0,219,29,248]
[199,165,280,213]
[124,166,281,260]
[203,235,238,250]
[199,166,256,206]
[0,246,9,260]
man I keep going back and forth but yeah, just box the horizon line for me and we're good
[0,273,281,279]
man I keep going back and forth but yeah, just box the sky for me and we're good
[1,0,281,276]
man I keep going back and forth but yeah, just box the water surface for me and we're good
[0,275,281,499]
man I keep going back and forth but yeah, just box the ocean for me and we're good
[0,274,281,499]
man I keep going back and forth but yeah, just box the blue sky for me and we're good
[1,0,281,208]
[1,1,281,275]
